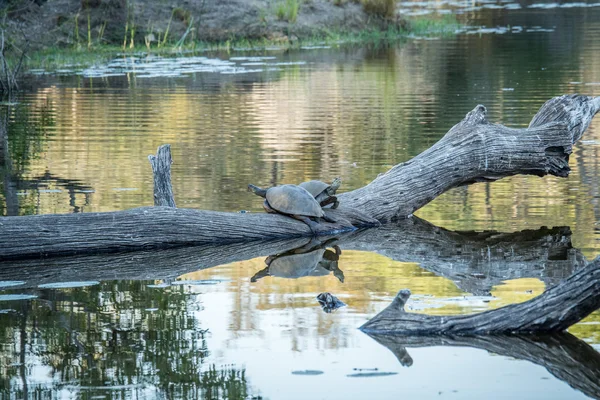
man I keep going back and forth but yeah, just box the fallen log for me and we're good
[0,95,599,259]
[360,256,600,334]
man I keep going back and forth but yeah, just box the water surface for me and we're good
[1,2,600,399]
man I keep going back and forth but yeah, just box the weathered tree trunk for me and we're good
[367,332,600,400]
[0,95,599,259]
[360,256,600,334]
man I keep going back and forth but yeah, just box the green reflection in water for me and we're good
[0,282,254,399]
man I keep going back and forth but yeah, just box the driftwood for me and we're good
[360,256,600,334]
[0,94,599,259]
[366,332,600,400]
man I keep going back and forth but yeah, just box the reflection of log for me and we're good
[0,95,599,259]
[343,217,587,295]
[0,237,311,287]
[367,332,600,400]
[360,256,600,334]
[0,221,586,292]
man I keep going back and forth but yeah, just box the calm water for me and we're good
[1,2,600,399]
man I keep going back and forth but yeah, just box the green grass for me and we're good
[14,15,459,73]
[408,15,460,35]
[274,0,300,23]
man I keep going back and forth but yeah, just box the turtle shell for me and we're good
[266,185,324,217]
[299,180,330,197]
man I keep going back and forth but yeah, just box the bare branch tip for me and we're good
[390,289,411,311]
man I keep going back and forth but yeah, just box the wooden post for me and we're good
[148,144,176,208]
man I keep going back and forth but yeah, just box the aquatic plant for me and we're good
[122,0,136,50]
[408,14,460,34]
[87,12,92,49]
[8,13,459,74]
[74,12,80,48]
[160,11,175,48]
[174,16,195,49]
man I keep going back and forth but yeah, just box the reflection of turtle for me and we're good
[299,178,341,209]
[248,184,335,232]
[251,240,344,283]
[318,246,344,283]
[317,292,346,313]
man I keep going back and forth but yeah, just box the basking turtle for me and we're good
[299,178,341,209]
[248,184,335,232]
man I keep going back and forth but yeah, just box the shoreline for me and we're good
[2,0,458,73]
[16,16,460,73]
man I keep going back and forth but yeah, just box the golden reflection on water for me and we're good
[179,250,600,345]
[3,17,600,351]
[9,44,600,252]
[2,10,600,399]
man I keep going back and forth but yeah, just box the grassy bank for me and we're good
[17,15,459,73]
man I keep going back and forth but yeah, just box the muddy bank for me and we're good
[5,0,406,50]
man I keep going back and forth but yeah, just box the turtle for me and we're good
[248,184,335,232]
[316,292,346,313]
[299,178,341,209]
